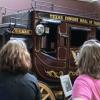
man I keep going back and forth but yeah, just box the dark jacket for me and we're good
[0,72,41,100]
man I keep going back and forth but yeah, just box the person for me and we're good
[0,39,41,100]
[72,39,100,100]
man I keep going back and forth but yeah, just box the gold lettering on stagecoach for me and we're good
[94,21,100,26]
[48,13,100,26]
[79,18,88,24]
[46,70,64,78]
[65,16,78,22]
[12,28,32,35]
[50,14,63,20]
[89,20,93,24]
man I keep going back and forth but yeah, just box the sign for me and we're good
[50,14,100,26]
[12,28,32,35]
[36,11,100,27]
[60,75,72,97]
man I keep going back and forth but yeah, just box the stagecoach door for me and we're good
[34,20,69,79]
[57,22,69,68]
[35,21,69,68]
[36,19,69,62]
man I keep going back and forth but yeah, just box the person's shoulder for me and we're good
[77,74,92,80]
[75,74,93,84]
[24,73,39,83]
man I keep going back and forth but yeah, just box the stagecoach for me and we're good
[0,9,100,100]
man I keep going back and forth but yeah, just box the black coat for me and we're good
[0,72,41,100]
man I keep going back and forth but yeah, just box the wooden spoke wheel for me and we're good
[39,81,56,100]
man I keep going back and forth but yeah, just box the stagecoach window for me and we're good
[41,23,58,57]
[70,27,88,47]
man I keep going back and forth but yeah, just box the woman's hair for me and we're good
[78,39,100,78]
[0,39,32,73]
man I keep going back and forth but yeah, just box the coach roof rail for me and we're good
[0,23,29,28]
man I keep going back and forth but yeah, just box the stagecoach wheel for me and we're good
[39,81,56,100]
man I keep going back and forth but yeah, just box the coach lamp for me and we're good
[35,24,45,36]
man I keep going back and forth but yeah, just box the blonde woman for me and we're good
[0,39,41,100]
[72,39,100,100]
